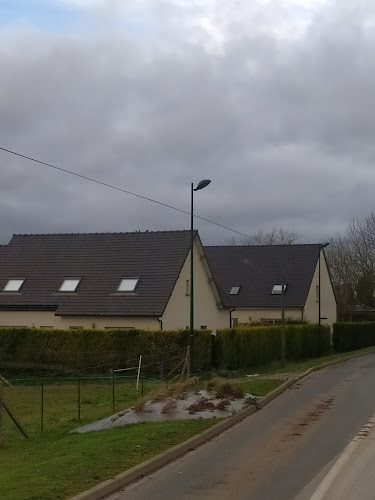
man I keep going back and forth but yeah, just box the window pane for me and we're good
[3,279,24,292]
[271,284,287,295]
[59,279,80,292]
[118,278,139,292]
[230,286,241,295]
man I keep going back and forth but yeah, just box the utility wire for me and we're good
[0,146,252,240]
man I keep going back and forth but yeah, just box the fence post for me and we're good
[77,371,81,422]
[111,367,115,413]
[0,381,3,446]
[41,371,44,433]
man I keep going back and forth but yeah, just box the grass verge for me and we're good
[0,420,217,500]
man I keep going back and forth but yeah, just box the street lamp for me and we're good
[318,242,330,325]
[190,179,211,375]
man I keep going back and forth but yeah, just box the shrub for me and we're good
[215,324,331,370]
[0,328,212,372]
[333,322,375,352]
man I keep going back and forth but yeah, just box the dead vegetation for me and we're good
[161,399,178,414]
[134,377,199,412]
[207,378,245,400]
[187,397,216,414]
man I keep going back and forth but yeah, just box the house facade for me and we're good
[0,231,228,331]
[204,244,337,328]
[0,232,336,330]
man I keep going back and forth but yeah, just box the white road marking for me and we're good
[309,414,375,500]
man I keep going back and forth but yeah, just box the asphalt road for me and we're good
[105,354,375,500]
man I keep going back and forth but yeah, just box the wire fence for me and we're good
[0,353,186,437]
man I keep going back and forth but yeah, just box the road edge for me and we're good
[69,349,375,500]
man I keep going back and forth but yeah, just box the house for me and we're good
[0,231,228,331]
[0,232,336,331]
[204,244,337,327]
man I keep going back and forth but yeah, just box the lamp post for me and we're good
[318,242,330,325]
[190,179,211,375]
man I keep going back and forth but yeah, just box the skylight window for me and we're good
[3,279,25,292]
[117,278,139,292]
[59,279,81,292]
[271,284,287,295]
[229,286,241,295]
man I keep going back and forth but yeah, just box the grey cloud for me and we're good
[1,2,375,245]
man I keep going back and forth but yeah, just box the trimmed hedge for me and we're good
[215,324,331,370]
[0,328,212,372]
[333,322,375,352]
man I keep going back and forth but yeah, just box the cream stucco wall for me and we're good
[304,250,337,327]
[161,238,229,331]
[0,311,159,330]
[231,308,303,325]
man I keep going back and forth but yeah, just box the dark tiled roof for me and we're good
[204,244,321,309]
[0,231,195,317]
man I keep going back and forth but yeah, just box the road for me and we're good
[105,354,375,500]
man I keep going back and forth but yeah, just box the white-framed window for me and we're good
[58,278,81,292]
[3,279,25,292]
[117,278,139,292]
[271,284,287,295]
[229,286,241,295]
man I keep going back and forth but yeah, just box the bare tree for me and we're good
[326,212,375,320]
[229,227,302,246]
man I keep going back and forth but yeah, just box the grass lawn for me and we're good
[0,419,217,500]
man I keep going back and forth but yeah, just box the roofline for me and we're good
[11,229,192,238]
[204,243,323,249]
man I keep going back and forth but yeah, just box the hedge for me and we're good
[215,324,331,370]
[0,328,212,372]
[333,322,375,352]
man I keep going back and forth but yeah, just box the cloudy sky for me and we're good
[0,0,374,245]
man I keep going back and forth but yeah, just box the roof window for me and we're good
[59,279,81,292]
[271,284,287,295]
[229,286,241,295]
[117,278,139,292]
[3,279,25,292]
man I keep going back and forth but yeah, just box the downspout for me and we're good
[157,317,163,330]
[229,308,236,328]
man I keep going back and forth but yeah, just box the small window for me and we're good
[69,326,83,330]
[271,284,287,295]
[201,325,207,330]
[232,318,239,327]
[40,326,54,330]
[3,279,25,292]
[59,279,81,292]
[117,278,139,292]
[230,286,241,295]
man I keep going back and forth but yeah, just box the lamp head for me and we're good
[194,179,211,191]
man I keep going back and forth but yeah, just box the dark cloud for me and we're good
[1,1,375,245]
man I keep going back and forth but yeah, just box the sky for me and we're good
[1,0,375,245]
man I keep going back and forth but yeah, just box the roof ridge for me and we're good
[13,229,193,237]
[205,243,321,248]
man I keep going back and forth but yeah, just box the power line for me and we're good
[0,146,252,240]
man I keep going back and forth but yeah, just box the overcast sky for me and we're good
[0,0,374,245]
